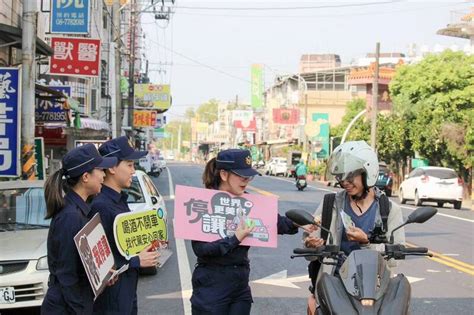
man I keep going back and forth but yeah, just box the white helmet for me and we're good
[327,140,379,187]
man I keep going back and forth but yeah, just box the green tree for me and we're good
[196,99,219,123]
[331,98,370,142]
[390,51,474,180]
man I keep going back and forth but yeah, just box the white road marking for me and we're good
[165,168,191,315]
[400,205,474,223]
[165,167,175,199]
[266,175,474,223]
[176,238,193,315]
[427,269,441,273]
[406,276,425,284]
[252,270,309,289]
[263,175,334,192]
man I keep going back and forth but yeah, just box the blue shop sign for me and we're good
[0,68,20,177]
[35,86,71,123]
[51,0,90,34]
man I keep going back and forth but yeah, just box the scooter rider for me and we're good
[303,141,405,309]
[295,159,308,180]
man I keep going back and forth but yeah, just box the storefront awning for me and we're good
[40,117,110,132]
[0,23,53,56]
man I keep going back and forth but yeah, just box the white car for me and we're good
[399,166,463,209]
[0,180,49,310]
[124,170,172,274]
[265,157,288,176]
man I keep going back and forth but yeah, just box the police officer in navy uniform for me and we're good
[90,136,159,315]
[191,149,314,315]
[41,144,117,315]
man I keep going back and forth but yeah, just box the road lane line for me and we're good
[406,242,474,275]
[176,238,193,315]
[247,185,279,197]
[428,256,474,276]
[165,167,192,314]
[165,167,175,199]
[267,176,473,223]
[252,178,474,276]
[400,205,474,223]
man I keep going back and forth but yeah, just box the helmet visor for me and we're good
[326,150,367,183]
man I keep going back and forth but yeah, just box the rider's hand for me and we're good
[235,219,254,242]
[346,227,369,244]
[138,244,160,267]
[298,224,317,233]
[304,236,325,248]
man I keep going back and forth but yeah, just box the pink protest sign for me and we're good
[174,185,278,248]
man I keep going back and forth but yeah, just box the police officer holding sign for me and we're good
[90,136,159,315]
[41,144,117,314]
[192,149,314,315]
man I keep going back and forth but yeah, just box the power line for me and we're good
[175,1,401,11]
[174,2,468,19]
[146,38,251,84]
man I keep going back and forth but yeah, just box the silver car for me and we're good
[0,180,49,310]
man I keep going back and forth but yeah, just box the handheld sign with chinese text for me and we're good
[73,213,114,299]
[174,185,278,248]
[113,209,167,259]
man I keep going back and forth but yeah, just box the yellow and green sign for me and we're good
[251,64,264,109]
[134,84,171,110]
[113,209,167,258]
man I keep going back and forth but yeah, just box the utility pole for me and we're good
[302,93,308,153]
[128,0,136,130]
[177,123,182,158]
[113,0,122,137]
[370,42,380,150]
[21,0,37,180]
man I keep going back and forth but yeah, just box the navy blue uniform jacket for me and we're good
[41,191,94,315]
[190,214,298,311]
[89,185,140,315]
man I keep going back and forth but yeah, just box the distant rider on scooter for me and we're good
[295,159,308,190]
[302,141,405,313]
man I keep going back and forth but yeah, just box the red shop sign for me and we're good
[49,37,101,77]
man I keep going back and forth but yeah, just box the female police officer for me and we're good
[41,144,117,314]
[90,136,159,315]
[191,149,313,315]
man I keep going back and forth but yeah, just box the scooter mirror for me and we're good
[285,209,315,226]
[407,207,437,224]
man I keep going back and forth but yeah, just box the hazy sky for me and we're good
[142,0,472,121]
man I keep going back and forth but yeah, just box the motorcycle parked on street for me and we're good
[296,175,308,191]
[286,206,437,315]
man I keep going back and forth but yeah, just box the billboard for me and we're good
[50,0,90,34]
[133,110,157,127]
[0,68,20,177]
[134,84,170,110]
[311,113,330,159]
[251,64,264,109]
[50,37,101,77]
[272,108,300,125]
[35,85,71,123]
[234,118,257,132]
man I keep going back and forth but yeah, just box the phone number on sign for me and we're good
[54,19,85,26]
[35,112,66,121]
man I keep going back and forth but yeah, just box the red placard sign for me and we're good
[49,37,101,76]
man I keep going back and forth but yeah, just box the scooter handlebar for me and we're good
[403,247,428,254]
[293,247,323,255]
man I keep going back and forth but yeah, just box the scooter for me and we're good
[296,175,307,191]
[286,206,437,315]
